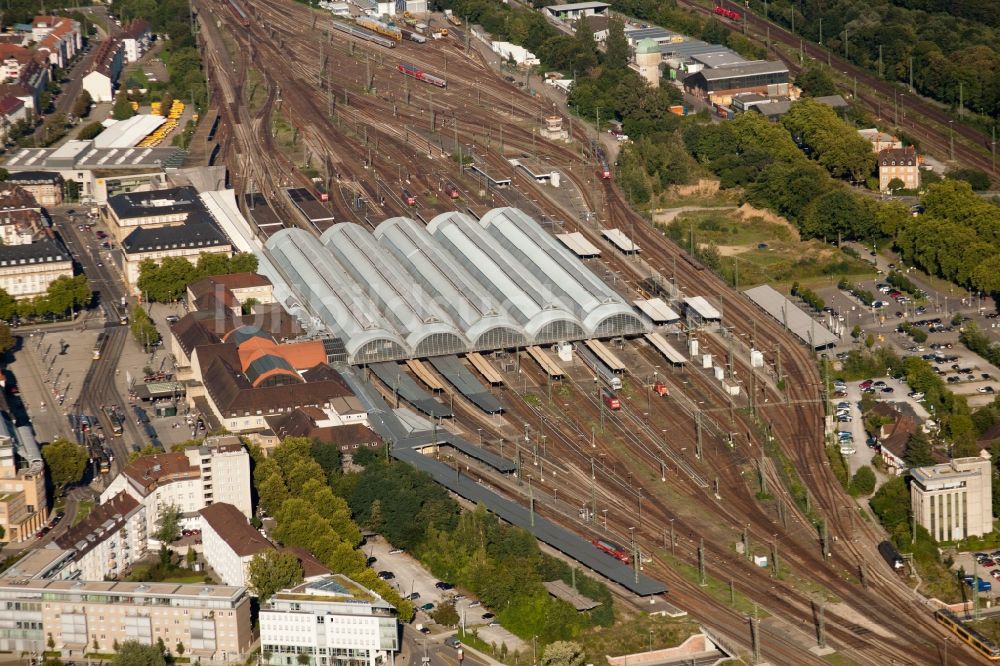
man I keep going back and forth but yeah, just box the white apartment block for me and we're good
[911,453,994,542]
[199,502,274,588]
[100,435,252,537]
[0,578,253,662]
[261,576,400,666]
[54,491,147,581]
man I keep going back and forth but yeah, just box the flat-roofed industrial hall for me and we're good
[263,208,647,363]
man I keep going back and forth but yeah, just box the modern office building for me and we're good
[260,576,399,666]
[911,454,993,542]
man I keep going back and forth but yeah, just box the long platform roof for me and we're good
[264,208,647,363]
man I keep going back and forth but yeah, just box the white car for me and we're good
[908,392,925,400]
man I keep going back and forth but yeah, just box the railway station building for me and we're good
[261,208,647,364]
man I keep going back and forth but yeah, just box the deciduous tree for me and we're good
[247,550,304,602]
[542,641,585,666]
[42,438,88,492]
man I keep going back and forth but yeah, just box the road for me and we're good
[50,209,148,470]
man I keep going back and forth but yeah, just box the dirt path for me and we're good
[652,205,738,225]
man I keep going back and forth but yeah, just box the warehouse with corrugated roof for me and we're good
[263,208,647,363]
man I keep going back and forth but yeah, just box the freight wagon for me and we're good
[356,16,402,41]
[397,63,447,88]
[401,28,427,43]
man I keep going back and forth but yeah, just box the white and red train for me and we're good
[397,63,447,88]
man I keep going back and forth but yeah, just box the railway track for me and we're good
[699,0,997,179]
[198,0,972,660]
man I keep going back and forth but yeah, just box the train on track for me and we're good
[934,609,1000,660]
[397,63,447,88]
[653,382,669,396]
[444,182,460,199]
[591,539,630,564]
[312,177,329,202]
[402,189,417,206]
[225,0,250,27]
[878,540,904,570]
[356,16,402,41]
[574,342,622,390]
[601,388,621,411]
[591,141,611,179]
[712,4,741,20]
[331,20,396,48]
[400,28,426,43]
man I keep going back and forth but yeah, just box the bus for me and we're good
[92,332,106,359]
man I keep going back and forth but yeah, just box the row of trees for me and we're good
[0,275,91,322]
[136,252,258,302]
[252,438,414,619]
[893,181,1000,293]
[780,99,876,183]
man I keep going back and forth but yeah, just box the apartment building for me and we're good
[199,502,274,588]
[122,19,152,63]
[0,238,73,299]
[100,435,252,533]
[0,578,253,662]
[878,146,920,192]
[911,454,993,542]
[260,576,399,666]
[53,491,147,581]
[4,171,62,206]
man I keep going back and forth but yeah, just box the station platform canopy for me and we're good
[743,284,839,349]
[601,228,640,254]
[683,296,721,321]
[556,232,601,258]
[633,298,679,323]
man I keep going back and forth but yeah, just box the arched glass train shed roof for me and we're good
[263,208,648,363]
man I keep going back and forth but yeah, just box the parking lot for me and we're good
[953,551,1000,601]
[364,536,504,632]
[833,375,932,474]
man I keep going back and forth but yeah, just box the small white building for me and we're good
[491,41,539,66]
[260,575,400,666]
[81,39,124,102]
[200,502,274,588]
[544,1,609,21]
[122,19,152,63]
